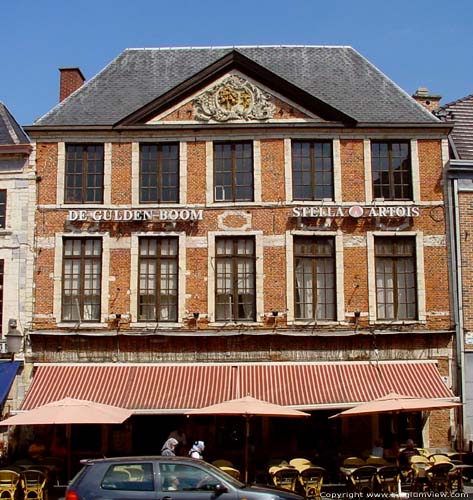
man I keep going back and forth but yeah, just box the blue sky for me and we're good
[2,0,472,126]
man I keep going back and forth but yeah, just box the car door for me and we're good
[158,462,238,500]
[97,461,159,500]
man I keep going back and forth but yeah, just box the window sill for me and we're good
[370,319,426,325]
[291,320,347,326]
[56,322,108,328]
[129,322,182,329]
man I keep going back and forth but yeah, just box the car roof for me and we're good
[81,455,201,465]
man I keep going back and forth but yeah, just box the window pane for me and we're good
[140,144,179,203]
[65,145,104,204]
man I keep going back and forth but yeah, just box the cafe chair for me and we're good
[212,459,233,468]
[349,465,377,494]
[428,454,451,464]
[219,466,240,480]
[298,465,326,499]
[0,470,21,500]
[343,457,365,468]
[375,465,400,493]
[269,466,299,491]
[366,456,388,467]
[20,469,48,500]
[427,462,454,493]
[289,458,312,470]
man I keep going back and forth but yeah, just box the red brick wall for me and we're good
[111,143,132,205]
[260,139,285,202]
[341,139,365,202]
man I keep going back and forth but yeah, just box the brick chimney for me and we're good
[59,67,85,102]
[412,87,442,113]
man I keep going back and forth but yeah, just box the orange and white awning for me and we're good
[21,360,455,414]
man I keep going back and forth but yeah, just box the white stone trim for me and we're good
[284,138,292,203]
[367,231,426,323]
[53,233,110,325]
[180,142,187,204]
[207,231,264,323]
[103,143,112,205]
[364,139,372,202]
[129,232,186,323]
[333,138,342,203]
[57,142,65,204]
[286,230,344,323]
[410,139,421,202]
[131,142,139,205]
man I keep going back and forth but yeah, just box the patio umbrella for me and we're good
[329,392,461,418]
[186,395,310,482]
[1,398,133,478]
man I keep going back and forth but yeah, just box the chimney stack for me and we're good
[59,67,85,102]
[412,87,442,113]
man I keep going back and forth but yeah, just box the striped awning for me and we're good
[21,361,454,413]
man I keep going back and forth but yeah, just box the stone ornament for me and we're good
[194,75,276,122]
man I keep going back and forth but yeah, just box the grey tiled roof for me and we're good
[34,46,438,127]
[437,95,473,160]
[0,102,30,145]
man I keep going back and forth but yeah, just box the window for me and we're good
[140,143,179,203]
[292,141,333,200]
[294,237,335,320]
[375,237,417,320]
[371,141,412,200]
[138,238,178,322]
[0,190,6,228]
[215,237,255,321]
[214,142,253,202]
[102,463,154,491]
[62,238,102,322]
[161,463,220,491]
[65,144,104,203]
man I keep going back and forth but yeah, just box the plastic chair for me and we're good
[219,466,240,480]
[212,459,233,468]
[298,466,325,499]
[349,465,377,494]
[343,457,365,467]
[289,458,311,471]
[427,462,454,493]
[375,465,400,493]
[366,456,388,466]
[20,470,47,500]
[269,467,299,491]
[429,454,451,464]
[0,470,20,500]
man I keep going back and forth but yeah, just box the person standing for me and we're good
[188,440,205,459]
[161,438,178,456]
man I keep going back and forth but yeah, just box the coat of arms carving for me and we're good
[194,75,276,122]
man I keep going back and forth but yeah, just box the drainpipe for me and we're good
[448,176,466,450]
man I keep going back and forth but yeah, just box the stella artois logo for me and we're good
[194,75,276,122]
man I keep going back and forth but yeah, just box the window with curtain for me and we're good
[140,143,179,203]
[294,237,336,320]
[375,237,417,320]
[214,141,253,202]
[371,141,412,200]
[65,144,104,203]
[292,140,333,200]
[138,238,178,322]
[62,238,102,322]
[215,237,255,321]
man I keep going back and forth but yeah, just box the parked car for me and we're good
[65,456,305,500]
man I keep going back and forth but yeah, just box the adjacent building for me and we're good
[19,46,456,472]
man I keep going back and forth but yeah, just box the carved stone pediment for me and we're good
[194,75,276,122]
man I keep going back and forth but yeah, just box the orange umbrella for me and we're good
[1,398,132,479]
[330,392,461,418]
[186,395,309,482]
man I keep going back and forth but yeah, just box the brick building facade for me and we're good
[20,47,456,471]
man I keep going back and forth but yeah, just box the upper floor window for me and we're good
[215,237,255,321]
[214,142,253,202]
[138,238,178,322]
[65,145,104,203]
[292,141,333,200]
[0,190,6,228]
[62,238,102,322]
[371,141,412,200]
[375,237,417,320]
[140,143,179,203]
[294,237,336,320]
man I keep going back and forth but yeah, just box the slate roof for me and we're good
[437,95,473,160]
[0,102,30,145]
[33,46,438,127]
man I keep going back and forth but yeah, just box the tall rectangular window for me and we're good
[138,238,178,322]
[0,190,6,228]
[65,144,104,203]
[371,141,412,200]
[294,237,336,320]
[375,237,417,320]
[140,143,179,203]
[292,141,334,200]
[62,239,102,322]
[215,237,255,321]
[214,142,253,202]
